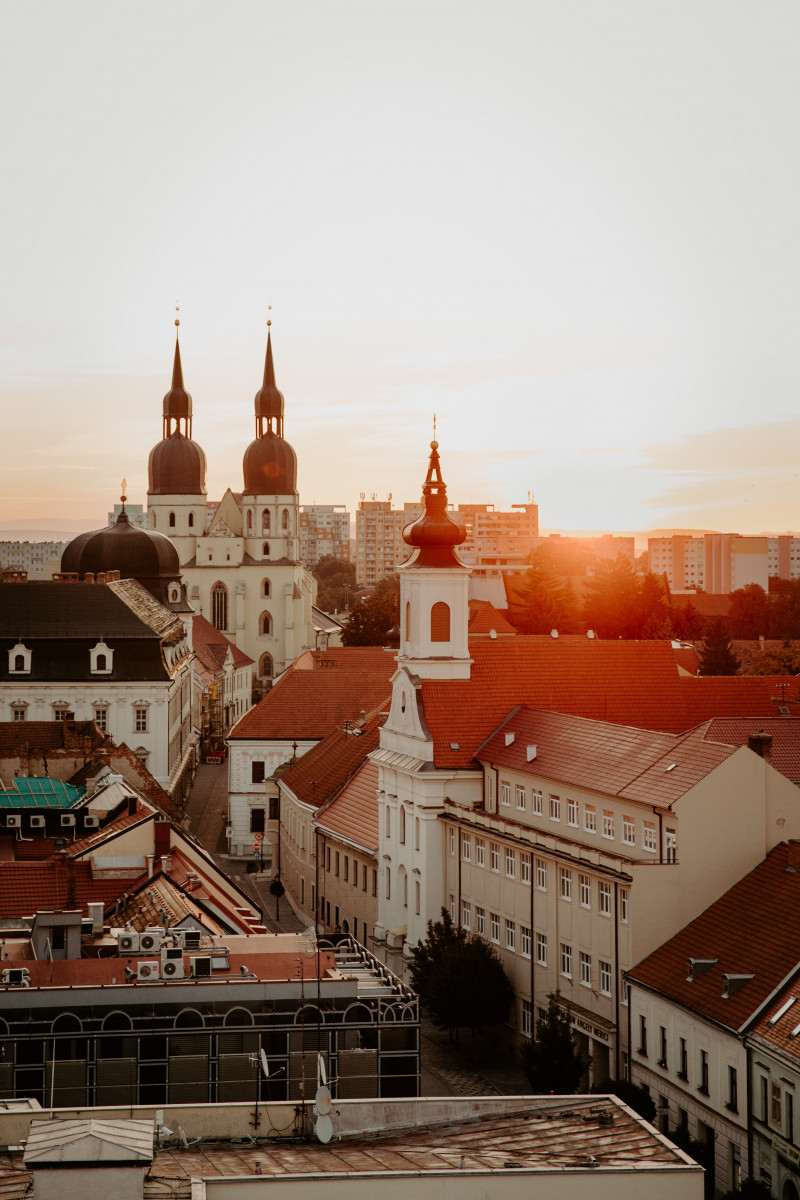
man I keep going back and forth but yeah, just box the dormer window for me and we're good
[90,641,113,675]
[8,643,31,674]
[168,583,181,604]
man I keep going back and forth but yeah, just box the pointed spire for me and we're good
[162,312,192,436]
[402,435,467,567]
[254,317,285,437]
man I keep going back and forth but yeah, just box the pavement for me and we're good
[183,762,532,1099]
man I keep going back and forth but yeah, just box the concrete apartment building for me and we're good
[355,498,420,588]
[0,540,69,579]
[299,504,351,567]
[649,532,800,593]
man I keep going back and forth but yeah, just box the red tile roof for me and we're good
[751,983,800,1061]
[280,717,382,811]
[229,648,395,741]
[468,599,517,637]
[190,613,253,672]
[672,646,699,675]
[478,710,734,809]
[629,843,800,1031]
[701,718,800,784]
[0,860,144,919]
[418,639,800,768]
[315,760,380,851]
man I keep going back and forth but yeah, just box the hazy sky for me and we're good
[2,2,799,535]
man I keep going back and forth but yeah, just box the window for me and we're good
[505,848,516,878]
[579,873,591,908]
[500,781,511,807]
[643,820,658,852]
[475,837,485,866]
[536,932,547,966]
[169,511,175,527]
[771,1080,782,1127]
[559,867,571,901]
[263,542,270,557]
[372,869,377,896]
[678,1038,688,1080]
[386,868,391,900]
[405,601,411,641]
[532,788,543,815]
[522,999,532,1037]
[399,807,406,845]
[490,842,500,871]
[259,611,272,636]
[623,815,635,845]
[659,1026,668,1068]
[549,794,561,821]
[281,508,289,532]
[188,512,194,527]
[54,705,74,721]
[521,925,531,957]
[580,951,592,987]
[600,961,611,995]
[344,857,349,882]
[620,887,629,922]
[560,943,572,978]
[475,906,485,936]
[335,852,340,876]
[261,578,271,597]
[501,918,516,951]
[521,853,531,884]
[516,785,526,810]
[599,881,612,916]
[699,1050,709,1095]
[665,828,677,862]
[490,913,500,943]
[462,833,470,861]
[259,652,274,678]
[250,808,265,834]
[262,510,271,534]
[584,804,596,832]
[448,827,455,855]
[568,798,578,826]
[602,810,614,839]
[415,816,420,851]
[134,706,148,733]
[430,602,450,642]
[251,761,265,784]
[11,705,26,721]
[536,858,547,890]
[211,582,228,630]
[415,881,420,915]
[728,1066,738,1113]
[639,1016,648,1056]
[93,707,108,731]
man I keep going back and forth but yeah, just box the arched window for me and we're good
[14,655,24,671]
[405,601,411,641]
[263,542,270,558]
[415,880,421,915]
[246,509,253,532]
[430,601,450,642]
[262,578,271,597]
[259,652,274,678]
[281,508,289,532]
[169,512,176,528]
[260,611,272,636]
[188,512,194,528]
[401,869,408,909]
[96,654,106,671]
[400,806,406,844]
[262,510,271,534]
[211,582,228,630]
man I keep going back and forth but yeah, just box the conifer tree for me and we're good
[520,994,588,1094]
[698,617,740,676]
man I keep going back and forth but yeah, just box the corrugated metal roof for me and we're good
[0,778,85,809]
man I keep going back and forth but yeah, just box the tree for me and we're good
[728,584,771,639]
[671,599,706,642]
[520,994,588,1094]
[769,578,800,639]
[698,617,740,676]
[582,553,643,638]
[508,544,580,634]
[741,640,800,676]
[408,909,514,1043]
[341,574,400,646]
[312,555,356,614]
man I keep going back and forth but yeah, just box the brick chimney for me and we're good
[747,729,773,762]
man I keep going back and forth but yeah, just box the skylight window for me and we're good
[769,996,797,1026]
[665,763,677,772]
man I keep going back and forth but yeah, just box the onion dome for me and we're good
[148,333,207,496]
[62,497,185,606]
[242,327,298,495]
[402,440,466,568]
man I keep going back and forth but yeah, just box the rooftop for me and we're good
[315,759,380,851]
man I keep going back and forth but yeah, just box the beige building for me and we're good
[648,531,800,594]
[299,504,351,567]
[355,497,420,588]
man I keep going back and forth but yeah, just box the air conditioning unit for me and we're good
[83,816,100,828]
[190,956,213,977]
[162,945,182,963]
[139,931,161,953]
[118,932,140,954]
[5,815,20,829]
[183,929,202,950]
[161,956,185,980]
[137,961,160,981]
[29,815,45,829]
[60,813,76,827]
[2,968,30,986]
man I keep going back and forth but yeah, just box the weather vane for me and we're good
[175,302,180,330]
[267,301,272,329]
[432,413,437,447]
[121,478,127,506]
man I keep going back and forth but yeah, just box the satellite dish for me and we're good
[260,1048,270,1078]
[315,1085,332,1116]
[314,1114,333,1144]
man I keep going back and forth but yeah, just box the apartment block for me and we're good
[649,533,800,593]
[0,540,69,579]
[355,498,420,587]
[299,504,351,567]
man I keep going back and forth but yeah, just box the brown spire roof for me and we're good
[402,441,467,569]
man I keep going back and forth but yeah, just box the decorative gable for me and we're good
[8,642,31,674]
[89,640,113,674]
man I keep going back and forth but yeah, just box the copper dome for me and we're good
[62,509,182,591]
[148,432,207,496]
[242,433,298,496]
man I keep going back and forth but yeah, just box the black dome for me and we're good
[62,511,181,590]
[243,433,298,495]
[148,432,207,496]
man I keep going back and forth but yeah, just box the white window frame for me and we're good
[580,951,592,987]
[584,804,596,832]
[532,788,543,815]
[521,852,531,884]
[448,827,455,855]
[600,960,612,995]
[599,881,612,916]
[516,784,526,811]
[643,820,658,853]
[476,837,485,866]
[549,794,561,821]
[623,815,635,845]
[579,873,591,908]
[500,781,511,807]
[536,858,547,891]
[461,901,471,930]
[602,810,615,840]
[490,842,500,872]
[475,906,485,936]
[568,798,579,827]
[462,834,471,862]
[490,913,500,943]
[505,848,516,878]
[621,888,629,922]
[522,998,532,1037]
[536,932,547,966]
[560,943,572,978]
[559,866,571,901]
[505,920,516,951]
[134,705,149,733]
[521,925,531,957]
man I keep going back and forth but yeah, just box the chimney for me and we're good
[84,572,94,584]
[748,730,773,762]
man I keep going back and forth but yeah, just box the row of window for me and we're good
[9,643,114,676]
[497,783,675,856]
[324,848,377,896]
[638,1018,736,1109]
[244,508,292,535]
[11,703,150,732]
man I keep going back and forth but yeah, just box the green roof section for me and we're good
[0,779,86,809]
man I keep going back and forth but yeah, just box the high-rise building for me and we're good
[648,533,800,593]
[299,504,351,567]
[354,498,420,588]
[0,540,69,579]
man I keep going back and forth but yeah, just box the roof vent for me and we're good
[686,958,717,981]
[587,630,595,639]
[505,732,515,746]
[527,745,537,762]
[665,763,677,772]
[780,707,792,717]
[490,629,497,639]
[769,996,797,1026]
[450,742,459,751]
[550,629,558,639]
[722,973,754,998]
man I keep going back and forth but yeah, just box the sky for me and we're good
[1,2,799,537]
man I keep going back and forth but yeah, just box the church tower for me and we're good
[398,438,471,680]
[146,322,208,564]
[241,325,300,563]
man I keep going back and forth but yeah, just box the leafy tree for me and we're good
[509,544,580,634]
[671,600,706,642]
[728,584,771,639]
[769,578,800,639]
[312,555,356,614]
[698,617,740,676]
[408,909,514,1043]
[590,1077,656,1122]
[638,572,673,638]
[741,640,800,676]
[582,553,642,638]
[341,575,400,646]
[520,994,588,1094]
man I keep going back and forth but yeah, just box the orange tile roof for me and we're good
[702,717,800,783]
[0,860,144,919]
[315,760,380,850]
[672,646,699,675]
[229,648,395,741]
[751,983,800,1061]
[478,710,734,809]
[190,613,253,671]
[418,639,800,768]
[280,719,383,811]
[629,843,800,1031]
[468,599,517,637]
